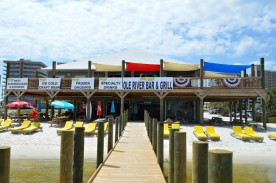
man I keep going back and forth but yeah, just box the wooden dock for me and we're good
[88,122,166,183]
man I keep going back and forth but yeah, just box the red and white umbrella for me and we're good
[97,101,102,118]
[6,100,32,108]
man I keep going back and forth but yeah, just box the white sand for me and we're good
[1,113,276,165]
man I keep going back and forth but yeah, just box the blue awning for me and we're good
[204,62,251,74]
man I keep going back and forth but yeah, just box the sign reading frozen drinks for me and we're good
[38,78,61,90]
[71,78,94,90]
[7,78,28,89]
[99,78,123,90]
[123,77,173,90]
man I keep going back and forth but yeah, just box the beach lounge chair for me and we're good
[0,119,13,131]
[164,123,169,137]
[57,121,74,135]
[171,123,180,130]
[9,120,31,134]
[268,134,276,140]
[244,126,263,142]
[231,126,252,141]
[205,126,220,141]
[94,122,108,135]
[84,122,97,135]
[22,122,41,134]
[193,126,208,141]
[69,121,84,132]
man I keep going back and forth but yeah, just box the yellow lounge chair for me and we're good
[22,122,41,134]
[163,123,169,138]
[244,127,263,142]
[85,123,97,135]
[0,119,13,131]
[171,123,180,130]
[57,121,74,135]
[231,126,252,141]
[94,122,108,135]
[69,121,84,132]
[193,126,208,141]
[9,120,31,134]
[205,126,220,141]
[268,133,276,140]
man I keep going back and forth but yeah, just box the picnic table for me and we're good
[49,116,69,127]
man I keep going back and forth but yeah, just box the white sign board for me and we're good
[71,78,94,90]
[122,77,173,90]
[99,78,123,90]
[7,78,28,90]
[38,78,61,90]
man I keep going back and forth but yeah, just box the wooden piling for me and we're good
[157,122,164,171]
[208,149,233,183]
[192,141,208,183]
[73,127,85,183]
[97,122,104,168]
[108,118,114,152]
[115,117,119,142]
[60,131,74,183]
[168,129,178,183]
[174,132,186,183]
[119,115,122,137]
[148,118,152,142]
[0,146,10,183]
[152,118,158,153]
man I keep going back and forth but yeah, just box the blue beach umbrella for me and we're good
[51,100,74,109]
[111,101,115,113]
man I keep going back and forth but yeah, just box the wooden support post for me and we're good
[51,98,55,119]
[145,111,148,131]
[4,97,8,120]
[239,100,243,123]
[199,98,204,125]
[86,98,91,123]
[73,127,85,183]
[174,132,186,183]
[108,118,114,152]
[115,117,119,142]
[119,115,122,137]
[252,99,256,121]
[124,110,127,128]
[120,97,124,128]
[152,118,158,154]
[157,122,164,171]
[60,131,74,183]
[160,98,164,123]
[97,122,104,168]
[88,61,92,77]
[229,102,232,122]
[208,149,233,183]
[233,101,237,121]
[192,141,208,183]
[160,59,164,77]
[148,118,152,143]
[244,99,248,124]
[200,59,204,89]
[0,146,10,183]
[168,129,178,183]
[260,58,267,129]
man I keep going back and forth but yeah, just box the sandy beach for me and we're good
[1,112,276,165]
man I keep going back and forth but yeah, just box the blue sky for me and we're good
[0,0,276,73]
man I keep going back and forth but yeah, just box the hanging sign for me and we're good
[38,78,61,90]
[123,77,173,90]
[99,78,123,90]
[7,78,28,89]
[71,78,94,90]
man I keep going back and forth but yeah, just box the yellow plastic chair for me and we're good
[171,123,180,130]
[9,120,31,134]
[94,122,108,135]
[85,123,97,135]
[244,127,263,142]
[193,126,208,141]
[57,121,74,135]
[268,133,276,140]
[205,126,220,141]
[69,121,84,132]
[163,123,169,138]
[22,122,41,134]
[0,119,13,131]
[232,126,252,141]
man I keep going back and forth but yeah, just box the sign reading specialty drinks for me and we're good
[99,78,123,90]
[71,78,94,90]
[7,78,28,89]
[123,77,173,90]
[38,78,61,90]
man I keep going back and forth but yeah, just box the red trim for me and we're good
[125,62,160,72]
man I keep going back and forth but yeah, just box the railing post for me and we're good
[148,117,152,142]
[168,129,178,183]
[157,122,164,171]
[152,118,158,153]
[174,132,186,183]
[208,149,233,183]
[73,127,85,183]
[60,131,74,183]
[97,122,104,168]
[115,117,119,142]
[108,118,114,152]
[119,115,122,137]
[0,146,10,183]
[192,141,208,183]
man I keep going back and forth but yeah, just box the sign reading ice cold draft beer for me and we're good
[38,78,61,90]
[71,78,94,90]
[7,78,28,90]
[99,78,123,90]
[123,77,173,90]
